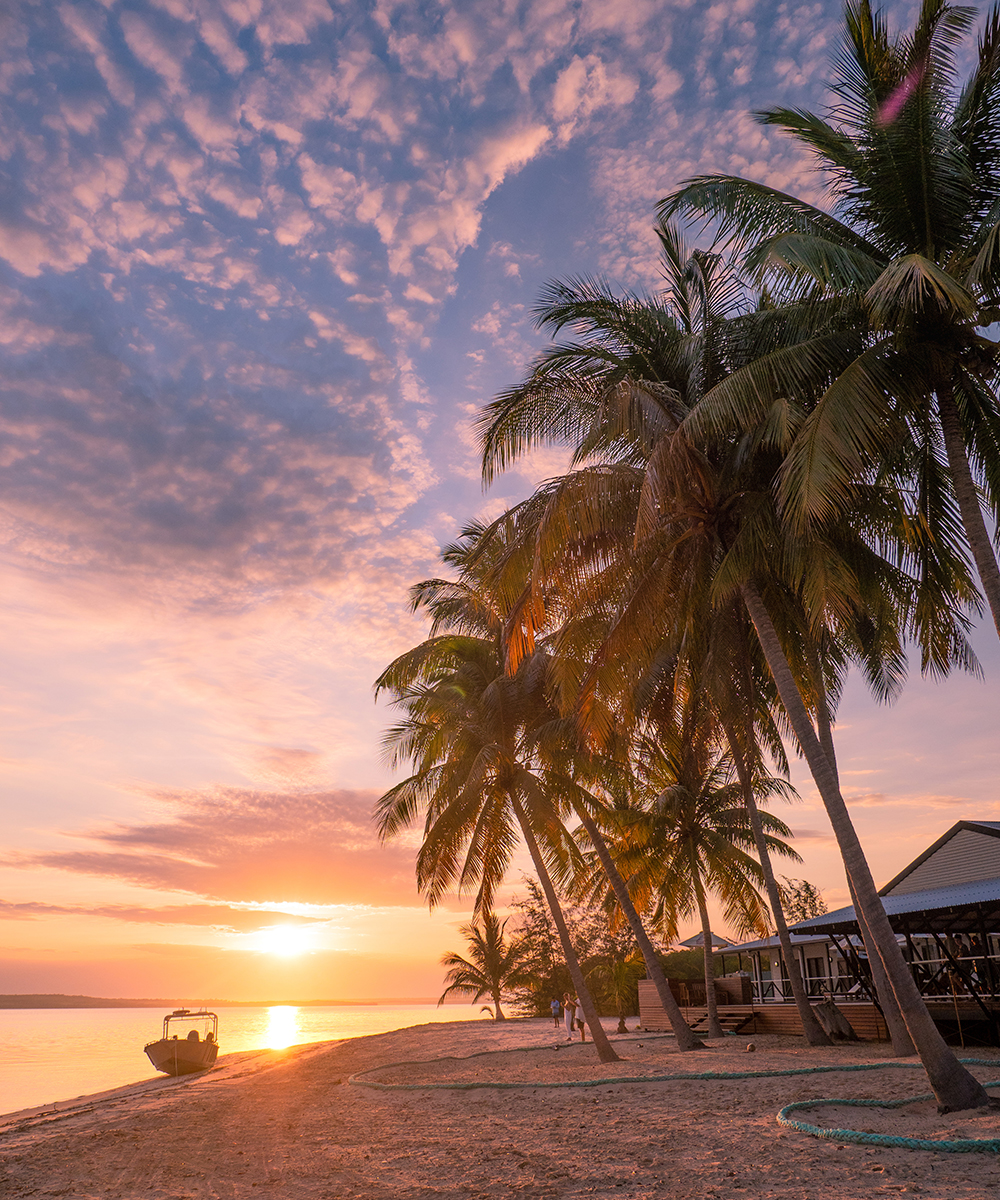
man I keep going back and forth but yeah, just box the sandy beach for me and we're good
[3,1019,1000,1199]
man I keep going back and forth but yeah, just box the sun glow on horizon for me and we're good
[249,924,318,957]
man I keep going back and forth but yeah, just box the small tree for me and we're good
[587,951,645,1032]
[658,948,722,981]
[779,878,827,925]
[507,876,643,1018]
[438,912,532,1021]
[508,877,581,1015]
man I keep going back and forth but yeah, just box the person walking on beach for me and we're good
[550,997,561,1027]
[563,993,575,1041]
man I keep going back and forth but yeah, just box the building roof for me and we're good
[676,930,734,949]
[879,821,1000,897]
[789,874,1000,937]
[712,932,834,954]
[710,821,1000,950]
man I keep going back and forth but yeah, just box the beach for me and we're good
[3,1019,1000,1199]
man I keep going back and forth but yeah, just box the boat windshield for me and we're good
[161,1009,219,1042]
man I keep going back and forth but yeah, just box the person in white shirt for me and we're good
[572,996,586,1042]
[562,993,575,1041]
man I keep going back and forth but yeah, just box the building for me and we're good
[638,820,1000,1043]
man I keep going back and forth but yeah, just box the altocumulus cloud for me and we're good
[0,0,840,611]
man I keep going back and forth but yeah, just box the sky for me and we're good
[1,0,998,1004]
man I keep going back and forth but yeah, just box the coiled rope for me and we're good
[776,1080,1000,1153]
[347,1038,1000,1153]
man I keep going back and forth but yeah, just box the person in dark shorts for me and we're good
[550,997,561,1027]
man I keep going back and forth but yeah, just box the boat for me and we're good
[144,1008,219,1076]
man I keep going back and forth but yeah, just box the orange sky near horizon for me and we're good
[2,0,998,1004]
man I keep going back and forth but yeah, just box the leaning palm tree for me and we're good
[373,531,621,1063]
[438,912,530,1020]
[663,0,1000,640]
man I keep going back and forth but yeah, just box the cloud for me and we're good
[120,11,192,97]
[551,54,638,142]
[842,791,975,811]
[0,276,440,603]
[11,786,423,907]
[788,827,836,843]
[0,942,451,1000]
[0,1,833,612]
[60,4,136,108]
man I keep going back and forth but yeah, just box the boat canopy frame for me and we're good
[161,1008,219,1041]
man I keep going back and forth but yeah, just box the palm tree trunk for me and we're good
[939,382,1000,640]
[572,802,706,1050]
[806,638,915,1057]
[692,866,724,1038]
[493,989,506,1020]
[723,724,831,1046]
[512,799,621,1063]
[741,581,988,1111]
[843,871,916,1052]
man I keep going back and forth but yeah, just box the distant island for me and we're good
[0,994,452,1009]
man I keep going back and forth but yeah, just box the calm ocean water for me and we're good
[0,1003,481,1115]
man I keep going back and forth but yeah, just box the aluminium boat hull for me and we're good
[144,1037,219,1076]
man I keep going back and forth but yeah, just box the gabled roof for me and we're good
[879,821,1000,897]
[677,931,734,949]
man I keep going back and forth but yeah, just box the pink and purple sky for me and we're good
[0,0,997,1002]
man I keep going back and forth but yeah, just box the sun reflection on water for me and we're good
[265,1006,299,1050]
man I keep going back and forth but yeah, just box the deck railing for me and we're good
[752,975,861,1002]
[904,952,1000,998]
[750,954,1000,1004]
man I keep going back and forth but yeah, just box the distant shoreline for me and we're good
[0,994,454,1010]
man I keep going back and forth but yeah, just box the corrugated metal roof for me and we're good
[712,932,834,953]
[790,874,1000,934]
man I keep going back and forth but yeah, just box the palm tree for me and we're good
[557,768,708,1051]
[678,593,838,1047]
[473,240,881,1049]
[663,0,1000,640]
[438,911,530,1020]
[624,706,799,1039]
[737,578,988,1106]
[473,233,990,1106]
[373,530,622,1063]
[587,950,645,1034]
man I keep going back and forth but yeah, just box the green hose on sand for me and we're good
[347,1036,1000,1153]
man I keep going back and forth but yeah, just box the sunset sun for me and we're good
[250,925,316,958]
